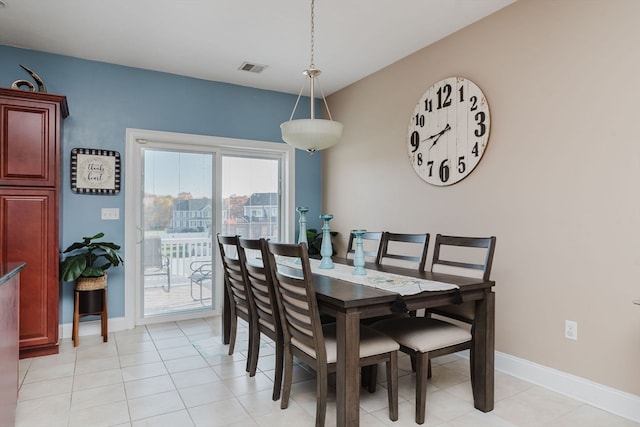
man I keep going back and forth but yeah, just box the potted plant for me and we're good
[60,232,123,290]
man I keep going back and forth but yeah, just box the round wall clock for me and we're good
[407,76,490,186]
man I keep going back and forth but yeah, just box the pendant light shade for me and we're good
[281,118,343,152]
[280,0,343,153]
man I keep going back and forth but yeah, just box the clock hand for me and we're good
[426,124,451,148]
[422,124,450,141]
[430,133,444,149]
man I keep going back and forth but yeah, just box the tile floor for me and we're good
[15,316,639,427]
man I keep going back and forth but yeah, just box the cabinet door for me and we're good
[0,97,58,187]
[0,189,59,356]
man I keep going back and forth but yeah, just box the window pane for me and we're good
[142,149,214,317]
[220,156,280,241]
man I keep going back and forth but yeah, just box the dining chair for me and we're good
[377,232,430,271]
[143,236,171,292]
[238,237,284,401]
[217,234,259,376]
[428,234,496,321]
[361,232,429,383]
[265,241,399,427]
[369,234,496,424]
[345,230,383,261]
[188,260,212,303]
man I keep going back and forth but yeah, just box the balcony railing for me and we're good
[159,236,213,277]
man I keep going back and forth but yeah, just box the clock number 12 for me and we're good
[437,84,452,109]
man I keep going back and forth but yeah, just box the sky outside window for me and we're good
[144,150,278,198]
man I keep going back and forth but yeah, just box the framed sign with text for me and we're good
[70,148,121,194]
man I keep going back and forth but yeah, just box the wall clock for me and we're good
[407,76,490,186]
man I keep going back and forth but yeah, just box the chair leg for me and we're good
[163,268,171,293]
[469,346,475,385]
[316,363,328,427]
[386,352,398,421]
[247,321,260,376]
[272,339,284,401]
[228,311,238,355]
[190,280,198,301]
[415,352,429,425]
[364,364,378,393]
[280,347,293,410]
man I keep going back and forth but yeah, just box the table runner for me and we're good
[276,257,458,295]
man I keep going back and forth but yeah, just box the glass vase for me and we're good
[295,207,309,264]
[351,230,367,275]
[318,214,334,269]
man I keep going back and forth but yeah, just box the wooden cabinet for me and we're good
[0,88,68,358]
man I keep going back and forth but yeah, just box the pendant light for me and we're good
[280,0,343,153]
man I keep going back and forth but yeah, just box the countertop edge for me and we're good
[0,262,26,286]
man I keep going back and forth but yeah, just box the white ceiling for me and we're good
[0,0,515,95]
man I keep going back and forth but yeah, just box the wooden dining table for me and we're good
[222,257,495,427]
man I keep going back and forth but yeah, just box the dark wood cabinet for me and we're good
[0,88,68,358]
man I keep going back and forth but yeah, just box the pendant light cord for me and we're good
[310,0,315,69]
[286,0,335,122]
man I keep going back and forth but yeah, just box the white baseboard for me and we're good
[60,322,640,423]
[492,351,640,423]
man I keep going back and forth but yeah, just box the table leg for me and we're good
[335,310,360,427]
[472,290,495,411]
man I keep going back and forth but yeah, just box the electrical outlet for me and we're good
[565,320,578,341]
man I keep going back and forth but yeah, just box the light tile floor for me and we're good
[15,317,639,427]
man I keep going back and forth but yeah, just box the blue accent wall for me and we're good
[0,45,323,323]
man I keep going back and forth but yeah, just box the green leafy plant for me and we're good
[60,232,123,282]
[306,229,338,257]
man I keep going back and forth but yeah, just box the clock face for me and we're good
[407,77,490,186]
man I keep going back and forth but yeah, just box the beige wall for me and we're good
[324,0,640,395]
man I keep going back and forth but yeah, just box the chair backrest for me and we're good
[239,237,282,337]
[429,234,496,323]
[345,231,383,260]
[430,234,496,281]
[217,234,253,315]
[266,241,327,365]
[143,236,163,269]
[377,232,430,271]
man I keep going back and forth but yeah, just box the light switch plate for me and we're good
[101,208,120,220]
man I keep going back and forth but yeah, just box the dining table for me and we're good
[221,256,496,427]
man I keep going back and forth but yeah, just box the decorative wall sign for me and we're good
[71,148,121,194]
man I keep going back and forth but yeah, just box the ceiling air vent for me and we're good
[238,62,268,74]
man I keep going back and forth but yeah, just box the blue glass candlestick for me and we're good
[318,214,334,269]
[296,207,309,245]
[351,230,367,275]
[295,207,309,264]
